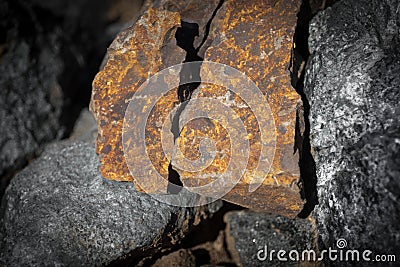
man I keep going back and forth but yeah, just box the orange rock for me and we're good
[174,0,303,217]
[91,7,183,182]
[91,0,222,183]
[91,0,304,217]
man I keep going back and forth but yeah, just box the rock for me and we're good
[0,141,221,266]
[304,0,400,256]
[224,211,318,267]
[70,108,98,142]
[91,6,184,182]
[175,0,303,217]
[0,0,64,186]
[91,0,305,218]
[91,0,222,183]
[0,0,137,200]
[151,249,196,267]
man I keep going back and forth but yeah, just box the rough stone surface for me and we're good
[91,6,183,183]
[176,0,303,217]
[0,0,134,200]
[225,211,318,266]
[305,0,400,256]
[90,0,222,184]
[91,0,221,183]
[0,141,221,266]
[151,249,196,267]
[91,0,305,218]
[70,108,98,142]
[0,0,64,181]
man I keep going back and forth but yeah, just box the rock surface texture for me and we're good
[0,0,65,183]
[225,211,318,267]
[91,0,221,182]
[305,0,400,256]
[0,0,129,200]
[176,0,303,217]
[91,0,305,218]
[0,141,221,266]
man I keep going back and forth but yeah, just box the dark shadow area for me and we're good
[107,201,243,267]
[167,1,225,194]
[0,0,118,203]
[291,0,319,219]
[167,20,203,194]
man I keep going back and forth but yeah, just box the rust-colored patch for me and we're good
[91,8,183,182]
[91,0,303,217]
[91,0,221,185]
[174,0,303,217]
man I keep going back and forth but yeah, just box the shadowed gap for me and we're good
[292,0,319,218]
[167,20,203,194]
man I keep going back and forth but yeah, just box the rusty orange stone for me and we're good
[91,0,222,184]
[173,0,304,217]
[91,0,304,217]
[91,7,183,182]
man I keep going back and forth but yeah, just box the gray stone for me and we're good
[70,108,98,142]
[0,0,64,179]
[224,211,318,267]
[0,141,221,266]
[304,0,400,257]
[0,0,130,196]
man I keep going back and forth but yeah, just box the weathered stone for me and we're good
[0,140,221,266]
[0,0,137,201]
[151,249,196,267]
[91,0,221,183]
[91,0,304,217]
[70,108,98,142]
[304,0,400,256]
[91,7,183,182]
[141,0,221,52]
[224,211,319,266]
[174,0,303,217]
[0,0,64,187]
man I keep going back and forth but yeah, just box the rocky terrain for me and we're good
[0,0,399,266]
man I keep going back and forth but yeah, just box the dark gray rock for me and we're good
[0,0,64,182]
[224,211,318,267]
[304,0,400,258]
[70,108,98,142]
[0,141,221,266]
[0,0,98,175]
[0,0,122,197]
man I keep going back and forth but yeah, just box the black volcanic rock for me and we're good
[224,211,318,267]
[304,0,400,259]
[0,140,221,266]
[0,0,64,188]
[0,0,127,199]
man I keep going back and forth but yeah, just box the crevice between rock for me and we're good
[292,0,319,219]
[167,0,225,194]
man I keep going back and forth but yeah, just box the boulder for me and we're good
[225,211,318,266]
[0,0,136,200]
[91,0,305,217]
[176,0,303,217]
[304,0,400,256]
[0,140,221,266]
